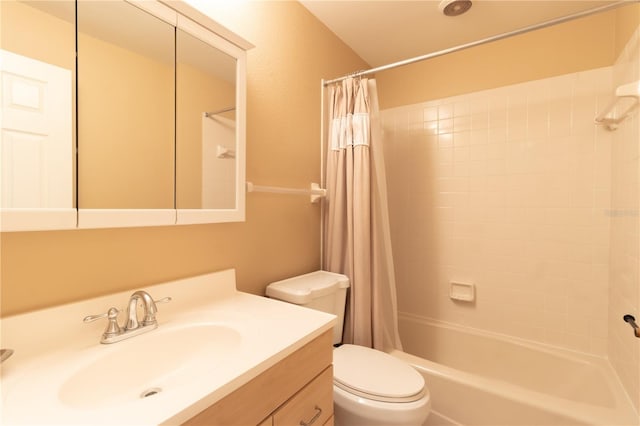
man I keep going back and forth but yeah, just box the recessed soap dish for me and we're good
[450,281,475,302]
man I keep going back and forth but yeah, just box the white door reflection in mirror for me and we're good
[1,49,73,209]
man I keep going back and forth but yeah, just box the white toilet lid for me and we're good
[333,344,426,403]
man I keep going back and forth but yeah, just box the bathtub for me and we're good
[389,314,639,426]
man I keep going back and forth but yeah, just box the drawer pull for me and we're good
[299,405,322,426]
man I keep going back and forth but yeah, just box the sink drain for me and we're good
[140,387,162,398]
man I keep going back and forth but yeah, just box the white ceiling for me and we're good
[299,0,625,68]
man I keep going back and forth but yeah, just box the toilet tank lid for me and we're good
[266,270,350,305]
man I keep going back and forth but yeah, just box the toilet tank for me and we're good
[266,271,350,345]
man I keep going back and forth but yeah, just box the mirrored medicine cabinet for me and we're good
[0,0,252,231]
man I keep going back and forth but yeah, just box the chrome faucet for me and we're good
[84,291,171,344]
[126,290,159,330]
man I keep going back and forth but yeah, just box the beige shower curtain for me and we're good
[323,77,402,351]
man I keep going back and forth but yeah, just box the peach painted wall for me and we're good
[0,1,368,316]
[376,7,619,110]
[78,31,175,209]
[0,1,74,71]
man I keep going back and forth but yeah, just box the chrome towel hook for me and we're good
[623,314,640,338]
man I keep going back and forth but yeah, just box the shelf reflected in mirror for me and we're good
[176,27,237,210]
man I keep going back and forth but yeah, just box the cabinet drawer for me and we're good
[273,366,333,426]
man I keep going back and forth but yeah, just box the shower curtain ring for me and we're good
[348,70,367,80]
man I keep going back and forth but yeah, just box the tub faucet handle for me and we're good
[0,349,14,363]
[623,314,640,338]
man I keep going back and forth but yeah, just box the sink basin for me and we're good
[5,322,242,415]
[59,322,241,409]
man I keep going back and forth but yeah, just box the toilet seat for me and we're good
[333,344,426,403]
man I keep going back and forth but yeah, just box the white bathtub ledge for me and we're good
[393,315,640,426]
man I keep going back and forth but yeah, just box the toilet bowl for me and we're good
[333,344,430,426]
[266,271,431,426]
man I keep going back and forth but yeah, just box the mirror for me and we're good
[176,28,237,210]
[174,14,247,224]
[77,1,175,210]
[1,0,250,231]
[0,0,76,231]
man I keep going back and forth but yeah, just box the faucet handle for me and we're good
[143,296,172,325]
[84,307,122,339]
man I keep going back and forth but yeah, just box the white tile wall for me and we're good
[608,26,640,414]
[382,66,616,356]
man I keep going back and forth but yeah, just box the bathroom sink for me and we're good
[1,270,336,425]
[4,321,242,417]
[59,322,241,409]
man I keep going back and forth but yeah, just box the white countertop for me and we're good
[0,269,336,425]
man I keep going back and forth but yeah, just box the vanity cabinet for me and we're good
[183,330,334,426]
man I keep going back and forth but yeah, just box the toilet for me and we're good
[266,271,431,426]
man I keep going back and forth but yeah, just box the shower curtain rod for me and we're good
[323,0,637,86]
